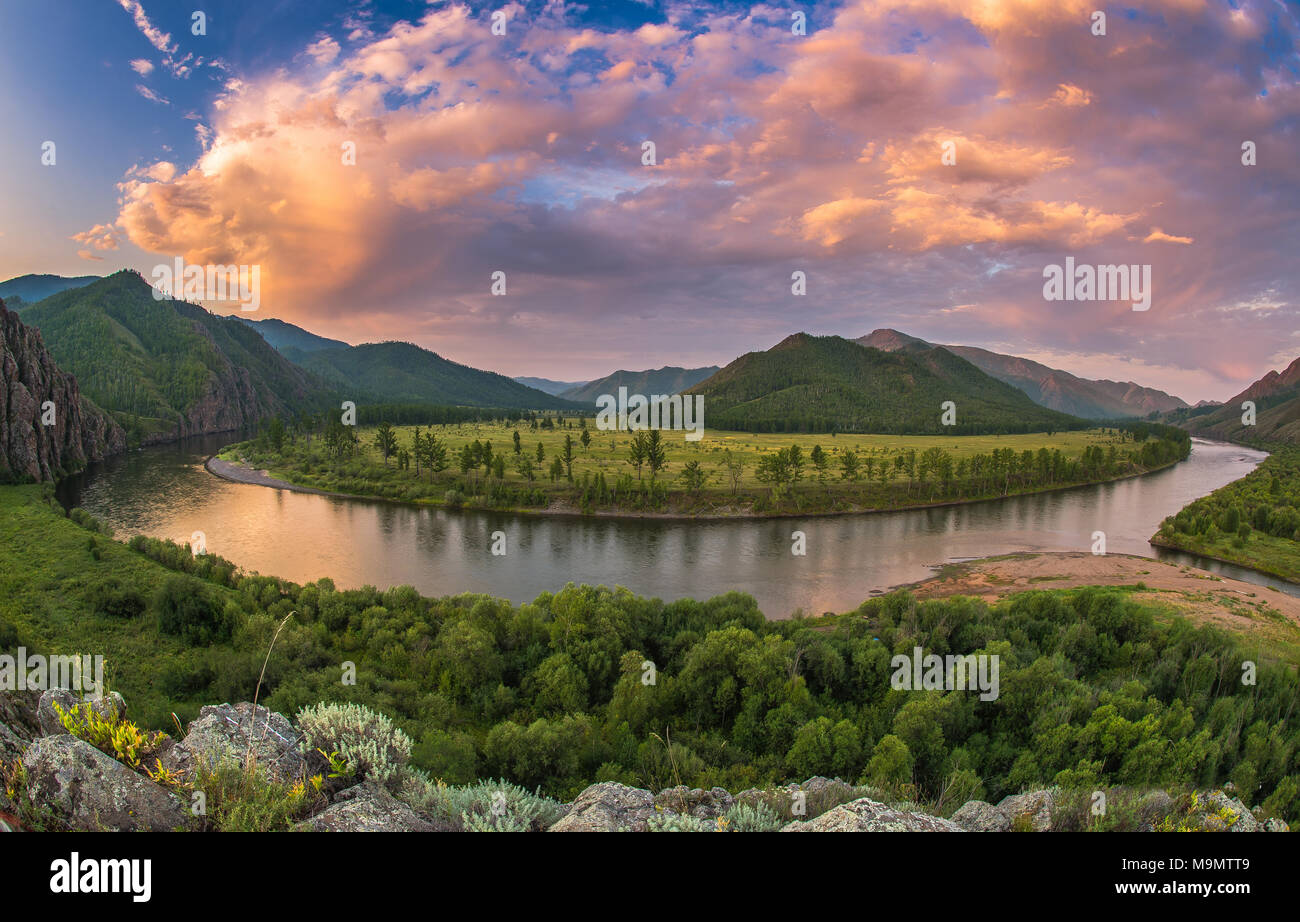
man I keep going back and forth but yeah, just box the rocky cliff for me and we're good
[0,299,124,482]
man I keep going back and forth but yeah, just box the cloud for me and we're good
[95,0,1300,395]
[1144,227,1195,245]
[129,58,154,76]
[115,0,194,77]
[71,224,121,252]
[134,84,170,105]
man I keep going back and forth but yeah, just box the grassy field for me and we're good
[219,420,1183,517]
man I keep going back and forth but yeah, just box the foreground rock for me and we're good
[162,703,306,783]
[781,797,964,832]
[654,785,734,819]
[951,800,1012,833]
[0,689,40,763]
[37,688,127,737]
[550,782,657,832]
[997,790,1056,832]
[22,735,190,831]
[301,782,438,832]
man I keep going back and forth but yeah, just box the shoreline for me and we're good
[205,450,1191,523]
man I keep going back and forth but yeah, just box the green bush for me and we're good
[296,701,413,790]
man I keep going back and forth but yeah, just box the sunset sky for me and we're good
[0,0,1296,402]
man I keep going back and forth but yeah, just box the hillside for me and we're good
[294,341,575,410]
[236,317,350,356]
[0,298,123,480]
[1171,357,1300,446]
[21,271,325,445]
[858,329,1187,418]
[0,273,99,307]
[687,333,1083,434]
[512,375,589,396]
[560,366,720,404]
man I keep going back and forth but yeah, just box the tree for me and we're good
[512,429,522,455]
[627,432,647,480]
[678,459,708,495]
[515,455,536,481]
[373,421,398,466]
[562,433,576,482]
[645,430,668,481]
[267,417,285,453]
[810,444,829,484]
[722,450,744,494]
[536,441,545,464]
[840,448,861,482]
[580,428,591,453]
[548,457,565,482]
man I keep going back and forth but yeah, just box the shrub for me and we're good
[646,811,711,832]
[405,776,564,831]
[296,701,412,790]
[153,575,232,644]
[722,800,783,832]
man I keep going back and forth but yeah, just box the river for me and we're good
[56,436,1291,616]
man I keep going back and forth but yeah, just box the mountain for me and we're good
[21,271,325,445]
[293,342,576,410]
[0,298,123,481]
[560,366,722,404]
[687,333,1083,434]
[858,329,1188,419]
[512,376,589,396]
[0,274,100,306]
[1175,357,1300,446]
[236,317,350,356]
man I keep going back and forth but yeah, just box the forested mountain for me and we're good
[0,273,100,307]
[236,317,350,357]
[21,271,326,445]
[0,298,123,480]
[293,341,576,410]
[858,329,1188,419]
[560,366,720,403]
[512,376,589,396]
[1168,357,1300,446]
[687,333,1083,434]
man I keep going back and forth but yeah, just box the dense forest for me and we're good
[4,484,1293,824]
[687,334,1084,434]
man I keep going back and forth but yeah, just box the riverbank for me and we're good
[899,550,1300,634]
[207,446,1191,523]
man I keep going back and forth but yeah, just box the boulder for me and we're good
[781,797,963,832]
[37,688,127,737]
[162,702,305,783]
[22,734,190,831]
[654,785,734,819]
[300,782,437,832]
[951,800,1012,832]
[549,782,656,832]
[1189,791,1259,832]
[997,789,1056,832]
[0,688,40,759]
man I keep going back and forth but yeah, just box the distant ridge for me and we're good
[513,376,589,396]
[237,317,350,356]
[858,329,1188,419]
[0,274,100,306]
[1173,357,1300,446]
[560,366,720,403]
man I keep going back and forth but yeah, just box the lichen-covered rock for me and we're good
[654,785,734,819]
[549,782,656,832]
[37,688,126,737]
[162,702,305,783]
[22,734,190,831]
[300,782,437,832]
[0,689,40,762]
[781,797,963,832]
[951,799,1011,832]
[997,790,1056,832]
[1189,792,1259,832]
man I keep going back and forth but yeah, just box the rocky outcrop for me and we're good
[22,734,191,831]
[549,782,657,832]
[0,689,40,763]
[654,785,734,819]
[36,688,127,737]
[301,782,437,832]
[951,799,1013,832]
[997,789,1056,832]
[0,298,124,481]
[161,702,307,783]
[781,797,964,832]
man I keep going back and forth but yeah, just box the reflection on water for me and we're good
[58,436,1290,616]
